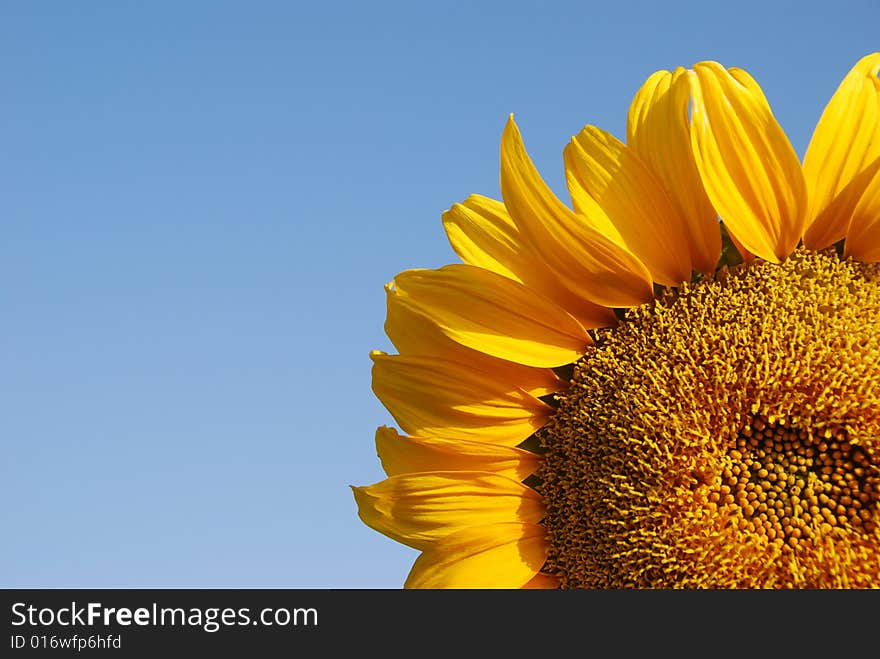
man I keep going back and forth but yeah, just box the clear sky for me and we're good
[2,0,877,588]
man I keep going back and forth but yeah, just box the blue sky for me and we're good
[2,1,877,587]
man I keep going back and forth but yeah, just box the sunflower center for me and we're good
[723,418,878,543]
[537,248,880,588]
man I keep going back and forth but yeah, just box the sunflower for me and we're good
[353,54,880,588]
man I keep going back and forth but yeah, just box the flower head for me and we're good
[354,55,880,588]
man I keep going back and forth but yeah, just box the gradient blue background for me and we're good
[2,1,877,587]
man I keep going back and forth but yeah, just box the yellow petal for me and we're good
[500,116,654,308]
[627,67,721,274]
[689,62,807,262]
[405,522,548,588]
[371,351,552,446]
[725,225,755,264]
[390,264,590,368]
[843,160,880,262]
[442,194,617,328]
[442,195,524,282]
[803,53,880,249]
[352,472,543,551]
[374,426,542,481]
[522,572,560,589]
[384,283,564,397]
[565,125,692,286]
